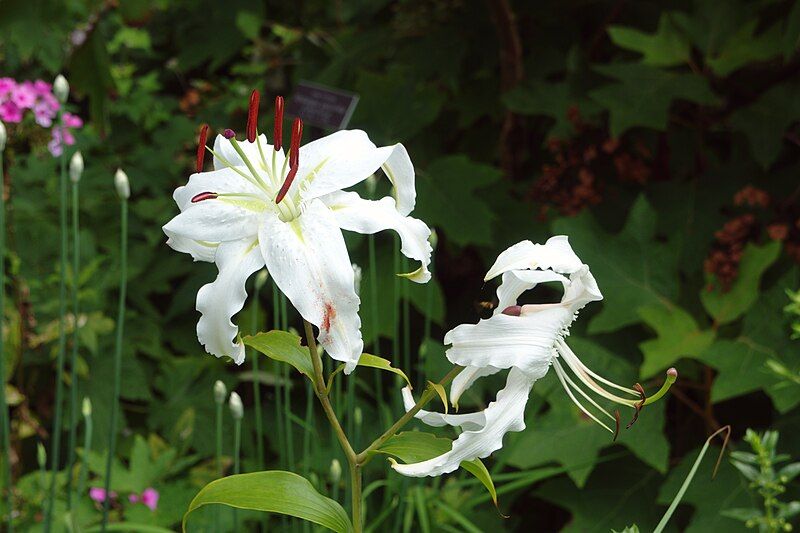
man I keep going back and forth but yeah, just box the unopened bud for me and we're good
[354,407,362,427]
[54,75,69,103]
[229,391,244,420]
[352,264,362,296]
[114,168,130,199]
[0,120,6,152]
[37,442,47,469]
[429,229,438,250]
[213,380,227,405]
[70,151,84,183]
[330,459,342,483]
[82,397,92,417]
[255,270,269,290]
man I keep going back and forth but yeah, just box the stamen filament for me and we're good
[196,124,209,172]
[553,360,613,434]
[558,339,639,396]
[205,146,264,189]
[553,359,616,422]
[229,137,271,191]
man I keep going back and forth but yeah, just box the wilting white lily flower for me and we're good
[392,236,676,477]
[163,92,432,372]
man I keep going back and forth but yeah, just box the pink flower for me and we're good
[89,487,117,503]
[0,101,22,123]
[33,103,55,127]
[63,113,83,128]
[128,493,140,504]
[31,80,52,96]
[11,82,36,109]
[0,78,15,99]
[141,488,159,511]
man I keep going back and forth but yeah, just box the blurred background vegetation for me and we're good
[2,0,800,530]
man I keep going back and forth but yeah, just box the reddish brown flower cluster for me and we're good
[705,185,800,291]
[529,107,653,218]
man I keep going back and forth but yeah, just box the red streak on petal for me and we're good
[501,305,522,316]
[322,302,335,333]
[274,96,284,151]
[196,124,209,172]
[275,166,298,204]
[191,191,218,203]
[289,117,303,168]
[247,89,260,143]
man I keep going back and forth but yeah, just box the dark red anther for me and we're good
[613,410,621,442]
[275,165,298,204]
[289,117,303,168]
[273,96,284,151]
[247,90,260,143]
[501,305,522,316]
[626,383,646,429]
[223,128,235,139]
[191,191,218,203]
[196,124,209,172]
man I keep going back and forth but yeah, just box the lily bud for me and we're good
[54,74,69,103]
[70,151,84,183]
[255,270,269,290]
[229,391,244,420]
[82,397,92,417]
[114,168,130,199]
[352,264,362,296]
[37,442,47,469]
[213,380,227,405]
[330,459,342,483]
[0,120,6,152]
[354,407,362,427]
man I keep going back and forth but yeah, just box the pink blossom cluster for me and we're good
[0,77,83,156]
[89,486,160,511]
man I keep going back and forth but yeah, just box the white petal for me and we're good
[196,239,265,364]
[400,387,486,431]
[164,228,217,262]
[162,199,259,243]
[173,167,264,210]
[494,269,570,314]
[323,190,432,283]
[484,235,584,281]
[212,134,277,171]
[450,365,502,407]
[259,200,363,372]
[392,368,535,477]
[443,312,566,377]
[298,131,415,211]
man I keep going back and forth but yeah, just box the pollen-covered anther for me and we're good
[247,90,260,143]
[196,124,209,172]
[275,117,303,204]
[191,191,218,203]
[501,305,522,316]
[274,96,284,151]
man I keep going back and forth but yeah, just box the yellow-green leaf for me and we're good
[357,353,411,387]
[427,381,448,414]
[243,331,313,381]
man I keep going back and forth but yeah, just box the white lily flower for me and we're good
[163,92,432,372]
[392,236,676,477]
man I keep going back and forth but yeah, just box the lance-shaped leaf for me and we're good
[243,331,313,381]
[183,471,352,532]
[327,353,412,390]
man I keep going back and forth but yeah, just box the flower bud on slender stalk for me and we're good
[255,270,269,291]
[214,380,227,405]
[69,151,83,183]
[54,74,69,103]
[114,168,130,200]
[330,459,342,483]
[229,392,244,420]
[0,120,6,152]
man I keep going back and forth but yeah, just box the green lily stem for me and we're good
[75,401,92,500]
[356,365,463,465]
[101,198,128,532]
[0,152,13,532]
[232,417,241,531]
[215,400,223,532]
[45,122,69,532]
[249,289,264,472]
[66,170,80,509]
[302,320,361,533]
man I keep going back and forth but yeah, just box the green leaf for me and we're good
[553,195,679,333]
[243,331,313,381]
[590,63,718,137]
[502,82,601,138]
[608,13,691,66]
[729,83,800,168]
[638,304,715,377]
[183,471,352,533]
[706,20,782,77]
[353,353,411,387]
[702,241,781,324]
[427,381,449,414]
[460,458,499,507]
[416,155,502,247]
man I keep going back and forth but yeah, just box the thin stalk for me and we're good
[214,400,222,531]
[249,289,264,472]
[76,400,92,499]
[45,127,69,532]
[232,417,241,531]
[302,320,360,533]
[401,257,410,383]
[356,366,462,465]
[367,235,383,414]
[0,152,12,532]
[281,296,294,469]
[100,198,128,531]
[272,283,285,469]
[66,170,80,509]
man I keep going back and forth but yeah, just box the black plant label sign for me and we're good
[287,81,359,131]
